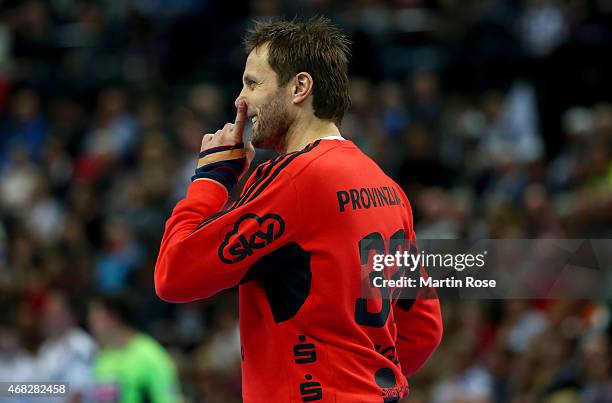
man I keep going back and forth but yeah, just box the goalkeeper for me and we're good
[155,16,442,403]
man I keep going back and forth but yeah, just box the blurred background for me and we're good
[0,0,611,402]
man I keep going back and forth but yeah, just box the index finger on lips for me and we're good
[233,100,247,139]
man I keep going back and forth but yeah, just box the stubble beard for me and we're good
[251,91,292,151]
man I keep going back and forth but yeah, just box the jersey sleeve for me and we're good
[392,195,443,377]
[154,170,299,303]
[393,290,443,377]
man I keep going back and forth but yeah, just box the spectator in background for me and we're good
[548,106,595,192]
[480,80,543,165]
[94,216,144,294]
[192,304,242,403]
[0,147,41,217]
[0,294,52,403]
[88,294,182,403]
[407,70,442,128]
[430,337,493,403]
[581,332,612,403]
[0,296,37,401]
[25,179,65,246]
[519,0,568,58]
[75,87,137,183]
[0,88,48,166]
[37,290,98,403]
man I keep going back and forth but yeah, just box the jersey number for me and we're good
[354,229,407,327]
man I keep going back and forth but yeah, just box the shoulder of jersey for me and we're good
[229,140,331,208]
[234,141,346,206]
[281,139,358,177]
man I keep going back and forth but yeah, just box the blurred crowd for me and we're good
[0,0,611,402]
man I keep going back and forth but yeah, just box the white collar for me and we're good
[319,135,345,141]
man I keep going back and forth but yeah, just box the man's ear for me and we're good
[292,72,313,104]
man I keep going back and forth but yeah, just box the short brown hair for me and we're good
[245,16,351,125]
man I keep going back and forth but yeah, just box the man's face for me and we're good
[237,44,293,149]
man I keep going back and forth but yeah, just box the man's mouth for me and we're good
[251,116,258,125]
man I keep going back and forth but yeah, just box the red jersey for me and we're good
[155,139,443,402]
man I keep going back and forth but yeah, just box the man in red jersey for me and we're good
[155,16,442,403]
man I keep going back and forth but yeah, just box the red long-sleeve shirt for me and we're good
[155,139,442,402]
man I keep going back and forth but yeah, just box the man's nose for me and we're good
[235,91,247,109]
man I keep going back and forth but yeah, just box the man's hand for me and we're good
[192,100,255,192]
[200,100,255,174]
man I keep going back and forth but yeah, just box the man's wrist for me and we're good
[192,143,246,193]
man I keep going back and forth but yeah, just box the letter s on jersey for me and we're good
[218,213,286,264]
